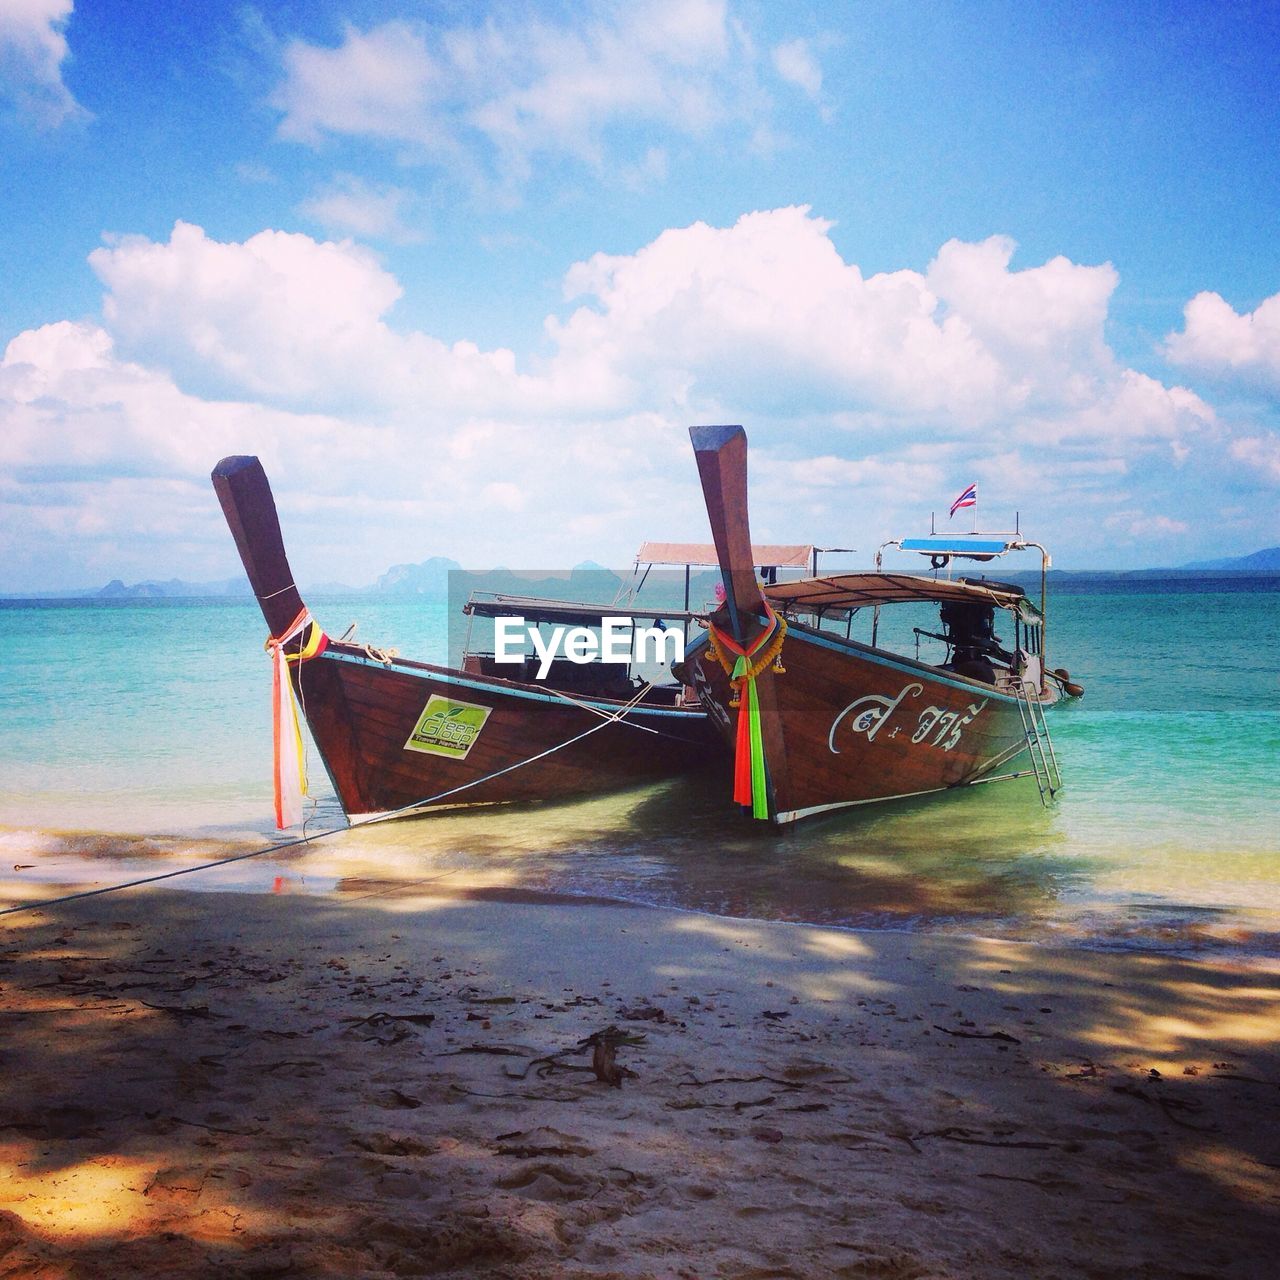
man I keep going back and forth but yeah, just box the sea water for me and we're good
[1,578,1277,954]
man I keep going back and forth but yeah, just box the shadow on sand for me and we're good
[2,885,1278,1277]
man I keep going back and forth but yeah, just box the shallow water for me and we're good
[2,580,1278,955]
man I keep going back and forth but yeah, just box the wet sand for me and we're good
[2,884,1279,1278]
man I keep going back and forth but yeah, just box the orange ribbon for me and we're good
[265,609,327,829]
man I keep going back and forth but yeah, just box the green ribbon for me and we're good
[732,654,769,820]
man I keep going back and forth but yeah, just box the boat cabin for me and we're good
[460,594,699,705]
[459,541,843,705]
[757,532,1062,699]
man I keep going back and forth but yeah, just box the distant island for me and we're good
[0,558,463,601]
[0,556,630,601]
[4,547,1278,601]
[1180,547,1280,571]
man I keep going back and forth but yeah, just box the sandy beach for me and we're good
[2,877,1278,1279]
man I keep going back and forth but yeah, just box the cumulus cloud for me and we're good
[549,209,1211,444]
[269,0,761,185]
[0,320,363,586]
[0,320,354,482]
[9,208,1269,588]
[88,222,536,414]
[1165,290,1280,395]
[0,0,89,127]
[0,316,710,587]
[86,210,1221,451]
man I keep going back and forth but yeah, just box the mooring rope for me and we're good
[0,681,658,921]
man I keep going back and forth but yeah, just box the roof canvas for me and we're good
[635,541,814,569]
[763,572,1040,620]
[465,593,698,626]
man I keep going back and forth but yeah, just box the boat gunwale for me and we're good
[688,616,1054,707]
[317,642,702,717]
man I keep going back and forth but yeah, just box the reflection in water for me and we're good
[312,772,1280,954]
[320,772,1082,935]
[6,764,1278,957]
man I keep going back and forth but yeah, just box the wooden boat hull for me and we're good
[688,620,1036,824]
[293,644,714,821]
[211,453,713,826]
[684,423,1066,826]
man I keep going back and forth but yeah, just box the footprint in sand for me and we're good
[494,1126,593,1158]
[369,1087,423,1110]
[495,1162,594,1202]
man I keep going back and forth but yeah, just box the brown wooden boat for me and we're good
[212,456,714,826]
[685,425,1081,825]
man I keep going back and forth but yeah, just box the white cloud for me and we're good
[926,236,1118,409]
[298,175,419,242]
[549,209,1210,443]
[0,320,353,585]
[9,209,1273,589]
[272,21,441,147]
[772,38,821,99]
[268,0,760,186]
[1103,511,1190,539]
[88,221,537,414]
[1165,290,1280,394]
[0,0,89,127]
[0,320,352,481]
[1229,434,1280,482]
[87,211,1222,450]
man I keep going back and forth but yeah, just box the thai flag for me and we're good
[949,483,977,518]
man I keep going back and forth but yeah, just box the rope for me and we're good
[356,643,399,665]
[0,833,333,919]
[368,680,658,813]
[0,681,659,921]
[540,682,663,736]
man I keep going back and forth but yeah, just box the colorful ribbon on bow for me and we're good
[706,603,787,820]
[265,608,328,829]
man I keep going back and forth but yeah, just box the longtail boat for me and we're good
[211,456,715,827]
[685,425,1082,826]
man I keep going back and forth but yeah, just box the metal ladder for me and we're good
[1014,679,1062,805]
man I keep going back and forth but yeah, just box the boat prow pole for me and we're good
[688,424,790,820]
[689,424,767,640]
[210,456,308,637]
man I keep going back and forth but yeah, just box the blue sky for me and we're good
[2,0,1279,590]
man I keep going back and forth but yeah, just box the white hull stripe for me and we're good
[773,741,1032,825]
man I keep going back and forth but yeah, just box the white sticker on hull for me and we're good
[404,695,492,760]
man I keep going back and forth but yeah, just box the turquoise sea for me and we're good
[2,577,1278,955]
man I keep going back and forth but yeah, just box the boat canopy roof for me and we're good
[464,592,697,627]
[763,572,1042,622]
[635,541,814,569]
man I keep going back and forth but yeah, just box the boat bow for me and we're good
[689,424,792,818]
